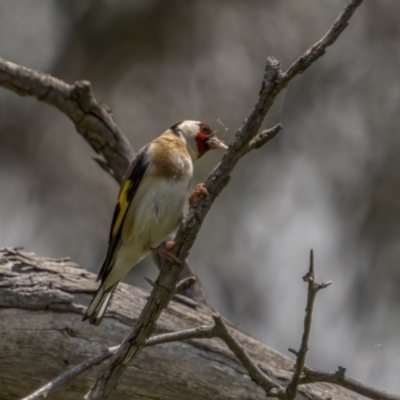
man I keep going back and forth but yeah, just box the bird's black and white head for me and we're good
[170,120,228,160]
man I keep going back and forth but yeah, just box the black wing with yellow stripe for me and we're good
[97,147,149,282]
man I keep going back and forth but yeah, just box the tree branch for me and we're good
[283,0,363,82]
[0,58,133,183]
[213,314,286,399]
[286,250,331,399]
[246,123,283,153]
[175,276,197,294]
[301,366,400,400]
[144,275,199,309]
[21,346,119,400]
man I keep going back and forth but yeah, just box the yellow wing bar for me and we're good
[111,179,133,238]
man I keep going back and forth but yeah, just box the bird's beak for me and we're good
[207,136,228,150]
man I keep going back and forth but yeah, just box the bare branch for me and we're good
[288,250,400,400]
[212,314,286,399]
[284,249,400,400]
[86,1,364,398]
[286,250,331,399]
[146,324,217,347]
[20,346,118,400]
[143,276,155,287]
[144,275,199,309]
[301,366,400,400]
[247,123,283,152]
[283,0,364,82]
[175,276,197,294]
[0,58,133,183]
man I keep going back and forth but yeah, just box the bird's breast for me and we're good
[148,136,193,180]
[122,174,191,249]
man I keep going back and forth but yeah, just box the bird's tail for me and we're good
[82,282,118,326]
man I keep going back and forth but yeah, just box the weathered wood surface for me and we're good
[0,248,356,400]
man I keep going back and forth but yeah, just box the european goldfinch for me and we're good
[83,120,227,325]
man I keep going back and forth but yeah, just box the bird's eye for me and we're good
[200,124,212,136]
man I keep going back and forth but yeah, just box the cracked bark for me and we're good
[0,247,357,400]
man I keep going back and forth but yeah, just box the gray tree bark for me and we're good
[0,247,356,400]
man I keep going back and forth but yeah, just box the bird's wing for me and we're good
[97,146,149,283]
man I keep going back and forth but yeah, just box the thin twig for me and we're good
[286,250,331,399]
[247,123,283,152]
[301,366,400,400]
[144,275,199,308]
[146,325,217,347]
[175,276,197,294]
[20,324,217,400]
[213,314,286,399]
[143,276,155,287]
[20,346,118,400]
[86,1,364,398]
[286,250,399,400]
[283,0,364,83]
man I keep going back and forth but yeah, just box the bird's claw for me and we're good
[150,246,182,265]
[189,183,209,206]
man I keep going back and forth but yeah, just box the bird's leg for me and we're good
[149,242,182,265]
[189,183,209,206]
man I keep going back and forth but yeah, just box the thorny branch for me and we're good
[86,1,364,398]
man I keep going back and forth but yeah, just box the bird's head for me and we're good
[171,120,228,160]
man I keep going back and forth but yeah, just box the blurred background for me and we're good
[0,0,399,396]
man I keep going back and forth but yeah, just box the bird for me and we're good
[82,120,228,325]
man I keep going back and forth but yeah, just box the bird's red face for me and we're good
[196,122,228,158]
[170,120,228,161]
